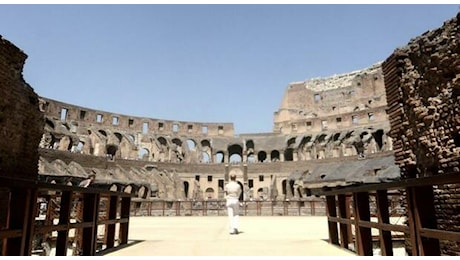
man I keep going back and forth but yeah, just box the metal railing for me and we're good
[130,198,328,216]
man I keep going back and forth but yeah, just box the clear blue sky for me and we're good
[0,5,458,134]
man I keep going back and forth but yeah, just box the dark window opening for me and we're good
[218,179,224,190]
[80,110,86,120]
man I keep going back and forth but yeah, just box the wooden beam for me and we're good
[411,186,440,256]
[119,197,131,245]
[4,188,31,255]
[81,193,100,256]
[406,187,419,256]
[326,195,339,245]
[317,172,460,196]
[353,192,373,256]
[56,191,73,256]
[23,188,38,256]
[105,196,118,249]
[337,194,351,249]
[376,190,393,256]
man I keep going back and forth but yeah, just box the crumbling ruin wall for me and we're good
[0,36,44,180]
[0,35,44,234]
[382,13,460,255]
[274,63,389,135]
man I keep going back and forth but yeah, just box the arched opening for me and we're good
[114,132,123,143]
[124,185,132,194]
[138,148,149,160]
[372,129,384,150]
[172,138,182,147]
[257,188,264,199]
[216,151,224,163]
[127,134,135,143]
[110,184,118,192]
[201,139,211,148]
[247,152,255,163]
[76,141,84,152]
[201,152,211,163]
[45,118,55,129]
[228,144,243,163]
[284,148,294,161]
[106,144,118,158]
[287,137,296,148]
[246,140,255,151]
[205,187,214,199]
[271,150,280,162]
[186,139,196,151]
[229,154,242,163]
[138,186,147,198]
[183,181,189,198]
[333,133,341,142]
[317,134,327,144]
[157,137,167,146]
[98,130,107,137]
[258,151,267,162]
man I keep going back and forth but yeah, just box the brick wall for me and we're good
[382,13,460,255]
[0,36,44,179]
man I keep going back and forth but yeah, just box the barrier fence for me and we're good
[0,176,132,256]
[130,198,328,217]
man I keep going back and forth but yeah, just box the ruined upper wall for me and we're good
[382,13,460,179]
[273,62,389,134]
[0,35,44,179]
[40,97,234,138]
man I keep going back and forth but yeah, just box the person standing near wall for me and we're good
[225,174,242,235]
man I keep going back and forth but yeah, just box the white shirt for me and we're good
[225,181,241,200]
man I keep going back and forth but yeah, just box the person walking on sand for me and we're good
[225,174,242,235]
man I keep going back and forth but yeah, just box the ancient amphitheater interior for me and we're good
[0,10,459,257]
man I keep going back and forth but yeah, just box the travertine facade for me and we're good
[274,62,388,135]
[37,61,396,202]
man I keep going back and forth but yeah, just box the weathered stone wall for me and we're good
[0,35,44,233]
[37,61,396,203]
[0,36,43,179]
[274,63,389,135]
[382,13,460,255]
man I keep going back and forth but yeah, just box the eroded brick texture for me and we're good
[383,13,460,255]
[0,35,44,179]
